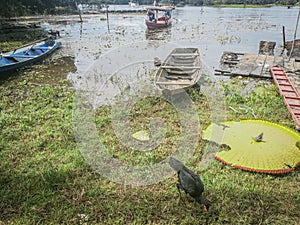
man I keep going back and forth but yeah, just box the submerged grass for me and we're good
[0,74,299,224]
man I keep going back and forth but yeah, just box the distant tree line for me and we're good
[1,0,77,18]
[0,0,298,18]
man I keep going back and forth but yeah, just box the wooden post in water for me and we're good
[280,26,286,56]
[106,4,110,32]
[283,26,286,50]
[75,1,83,23]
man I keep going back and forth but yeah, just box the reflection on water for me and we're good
[145,28,171,41]
[79,22,83,38]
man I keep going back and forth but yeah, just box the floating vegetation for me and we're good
[217,35,241,45]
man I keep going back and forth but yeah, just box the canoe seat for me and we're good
[32,47,50,50]
[9,54,37,58]
[161,66,201,69]
[156,81,192,85]
[171,53,199,56]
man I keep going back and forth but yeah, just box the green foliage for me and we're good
[0,0,297,18]
[0,0,77,18]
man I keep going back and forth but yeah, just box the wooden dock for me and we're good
[215,52,284,78]
[215,51,300,130]
[215,51,300,94]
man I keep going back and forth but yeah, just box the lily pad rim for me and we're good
[214,154,300,174]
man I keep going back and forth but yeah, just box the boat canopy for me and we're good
[146,6,175,11]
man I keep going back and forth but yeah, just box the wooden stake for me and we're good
[106,4,110,32]
[75,1,83,22]
[283,26,286,48]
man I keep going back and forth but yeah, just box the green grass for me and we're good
[0,75,299,224]
[0,41,28,52]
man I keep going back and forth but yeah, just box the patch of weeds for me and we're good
[221,77,294,127]
[217,35,241,45]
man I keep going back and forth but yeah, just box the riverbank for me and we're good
[1,7,299,224]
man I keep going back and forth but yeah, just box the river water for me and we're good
[52,6,300,76]
[2,6,300,87]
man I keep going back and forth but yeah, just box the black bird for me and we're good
[252,132,264,142]
[169,157,211,211]
[154,57,161,67]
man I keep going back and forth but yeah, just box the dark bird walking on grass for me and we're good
[169,157,211,211]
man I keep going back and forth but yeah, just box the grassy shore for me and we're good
[0,70,299,224]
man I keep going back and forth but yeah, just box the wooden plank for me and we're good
[156,81,191,85]
[161,66,201,69]
[165,76,192,80]
[171,53,199,56]
[214,69,231,73]
[231,54,258,76]
[223,51,245,55]
[222,60,239,64]
[249,54,266,77]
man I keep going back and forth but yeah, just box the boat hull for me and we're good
[0,39,61,77]
[155,48,202,93]
[145,18,172,30]
[145,6,174,30]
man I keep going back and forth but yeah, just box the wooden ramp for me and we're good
[270,67,300,130]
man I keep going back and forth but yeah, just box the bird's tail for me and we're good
[169,157,185,172]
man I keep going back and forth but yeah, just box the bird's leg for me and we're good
[199,196,211,212]
[176,183,183,204]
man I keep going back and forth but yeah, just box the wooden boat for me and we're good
[145,6,175,30]
[0,38,61,76]
[155,48,202,93]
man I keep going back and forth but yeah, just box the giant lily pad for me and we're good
[132,130,150,142]
[202,120,300,174]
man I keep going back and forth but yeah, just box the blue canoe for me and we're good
[0,39,61,77]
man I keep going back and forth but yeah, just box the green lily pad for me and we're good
[132,130,150,142]
[202,120,300,174]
